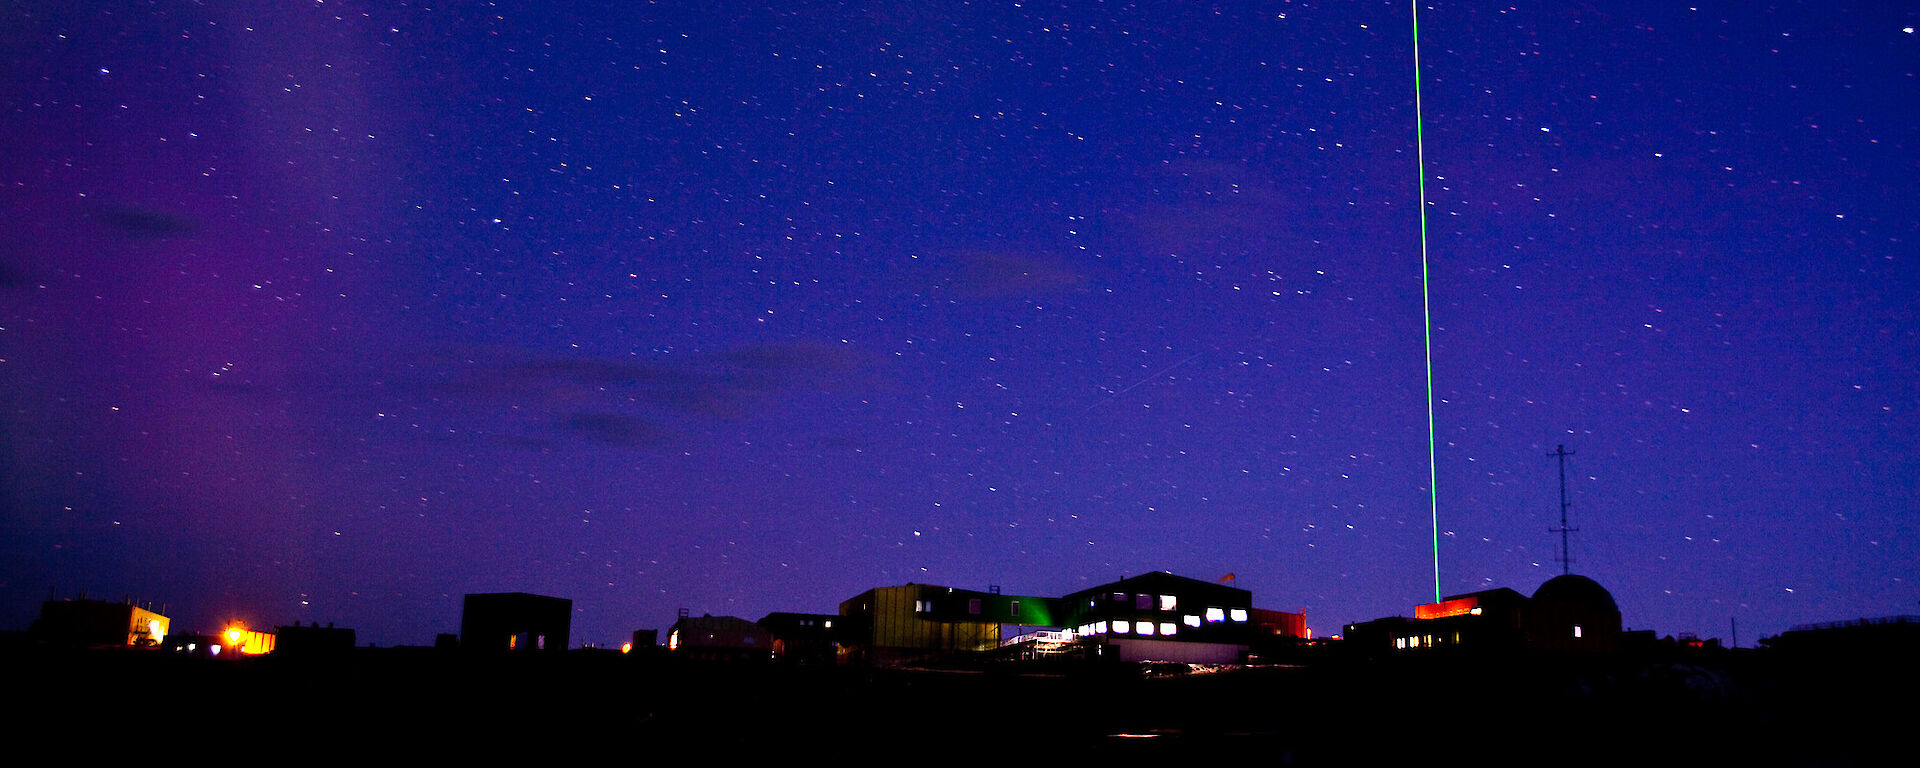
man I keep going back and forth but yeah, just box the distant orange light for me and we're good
[621,642,633,654]
[220,623,275,655]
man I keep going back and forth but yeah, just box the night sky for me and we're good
[4,1,1915,648]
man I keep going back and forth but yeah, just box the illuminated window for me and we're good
[1159,595,1177,611]
[1095,621,1108,634]
[1010,600,1021,616]
[1184,614,1201,628]
[916,599,934,613]
[1229,609,1248,622]
[1205,607,1225,623]
[1159,622,1177,636]
[1573,625,1583,638]
[1395,637,1407,649]
[1113,620,1130,634]
[1137,622,1155,636]
[824,620,832,629]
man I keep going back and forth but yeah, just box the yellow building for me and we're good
[838,583,1055,666]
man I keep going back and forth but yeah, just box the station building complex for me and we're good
[833,571,1304,666]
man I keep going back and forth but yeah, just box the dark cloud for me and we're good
[558,412,676,448]
[88,204,197,239]
[503,358,693,389]
[720,340,856,371]
[418,351,693,403]
[938,251,1089,299]
[414,340,869,442]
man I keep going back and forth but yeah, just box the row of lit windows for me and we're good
[1080,620,1180,637]
[1078,608,1247,638]
[918,594,1249,624]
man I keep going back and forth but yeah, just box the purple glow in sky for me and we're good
[3,1,1915,647]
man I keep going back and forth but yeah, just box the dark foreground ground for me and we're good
[12,643,1908,764]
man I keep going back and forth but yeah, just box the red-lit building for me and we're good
[1251,607,1309,639]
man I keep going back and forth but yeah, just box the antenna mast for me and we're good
[1549,444,1577,575]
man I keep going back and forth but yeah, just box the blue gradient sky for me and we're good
[4,1,1915,647]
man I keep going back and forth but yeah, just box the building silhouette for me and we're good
[1059,572,1263,663]
[756,612,840,664]
[830,572,1305,666]
[33,596,170,648]
[1345,574,1623,656]
[666,614,773,662]
[460,592,571,653]
[274,622,357,657]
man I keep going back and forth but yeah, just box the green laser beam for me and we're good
[1413,1,1441,604]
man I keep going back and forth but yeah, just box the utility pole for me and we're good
[1549,444,1577,575]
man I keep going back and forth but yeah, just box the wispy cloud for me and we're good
[417,340,866,448]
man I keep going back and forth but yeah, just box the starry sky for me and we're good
[3,1,1915,648]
